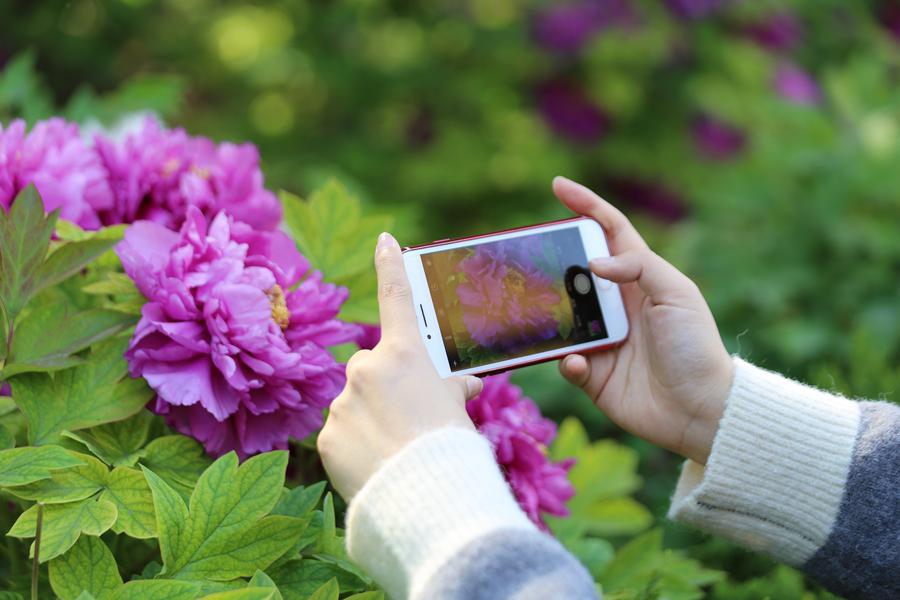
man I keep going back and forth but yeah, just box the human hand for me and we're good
[318,232,483,500]
[554,177,734,465]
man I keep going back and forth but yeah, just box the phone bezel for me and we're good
[402,216,629,377]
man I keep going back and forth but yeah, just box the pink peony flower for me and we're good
[457,243,562,353]
[353,323,382,350]
[0,118,113,229]
[531,0,635,54]
[94,116,281,231]
[116,206,359,458]
[535,79,610,145]
[691,113,746,160]
[774,63,822,105]
[742,12,803,53]
[467,373,575,529]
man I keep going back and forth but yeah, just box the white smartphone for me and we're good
[402,216,629,378]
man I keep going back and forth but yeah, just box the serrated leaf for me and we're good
[142,451,303,580]
[6,451,107,503]
[34,238,120,294]
[598,529,664,592]
[8,497,117,562]
[140,434,210,496]
[49,535,123,600]
[268,559,367,599]
[272,482,326,518]
[307,579,338,600]
[65,411,153,467]
[10,337,153,445]
[99,466,157,538]
[0,184,56,320]
[4,308,134,377]
[114,580,200,600]
[0,445,85,486]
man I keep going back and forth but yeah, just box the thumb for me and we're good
[446,375,484,404]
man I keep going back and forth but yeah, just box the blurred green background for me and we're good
[2,0,899,597]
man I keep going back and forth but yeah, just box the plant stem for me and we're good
[31,503,42,600]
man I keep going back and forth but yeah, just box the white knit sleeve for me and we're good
[668,358,860,565]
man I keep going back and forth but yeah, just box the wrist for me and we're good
[680,354,734,465]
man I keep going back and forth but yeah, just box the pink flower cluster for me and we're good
[116,207,359,458]
[467,373,575,529]
[0,116,281,232]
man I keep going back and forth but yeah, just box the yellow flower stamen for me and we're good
[267,284,290,330]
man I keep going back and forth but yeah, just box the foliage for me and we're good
[3,1,899,597]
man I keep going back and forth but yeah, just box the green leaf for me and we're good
[49,536,123,600]
[10,337,153,445]
[307,579,338,600]
[314,493,340,556]
[199,590,276,600]
[6,451,108,503]
[0,423,14,450]
[247,571,283,600]
[54,220,126,243]
[550,417,590,462]
[65,411,153,467]
[344,593,384,600]
[139,434,211,497]
[272,481,326,518]
[142,451,304,580]
[4,308,134,377]
[99,466,157,538]
[8,497,118,562]
[82,273,140,296]
[0,184,56,320]
[269,559,367,599]
[114,580,200,600]
[280,182,392,323]
[38,236,118,284]
[0,445,85,486]
[598,529,664,592]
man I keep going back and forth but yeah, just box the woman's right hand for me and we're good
[554,177,734,465]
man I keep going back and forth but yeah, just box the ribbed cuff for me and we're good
[346,427,535,600]
[669,358,860,565]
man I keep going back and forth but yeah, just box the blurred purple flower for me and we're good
[774,63,822,105]
[742,12,803,53]
[607,178,688,222]
[117,207,358,459]
[0,383,9,397]
[0,118,113,229]
[457,244,561,353]
[532,0,635,53]
[664,0,723,21]
[353,323,381,350]
[535,79,610,144]
[467,373,575,529]
[879,3,900,42]
[692,114,746,160]
[95,116,282,231]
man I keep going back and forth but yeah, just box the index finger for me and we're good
[552,176,648,253]
[374,232,419,341]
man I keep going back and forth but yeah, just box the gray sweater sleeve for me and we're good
[345,427,599,600]
[418,528,598,600]
[803,401,900,598]
[669,358,900,600]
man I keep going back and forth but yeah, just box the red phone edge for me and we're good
[401,214,626,378]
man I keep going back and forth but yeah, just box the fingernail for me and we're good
[465,376,483,398]
[377,232,396,251]
[553,175,572,186]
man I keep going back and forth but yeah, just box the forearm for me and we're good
[346,427,599,600]
[669,358,900,598]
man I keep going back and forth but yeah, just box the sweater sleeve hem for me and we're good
[346,426,536,600]
[668,357,860,565]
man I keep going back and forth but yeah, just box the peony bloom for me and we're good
[531,0,635,54]
[116,206,358,458]
[742,12,803,53]
[353,323,382,350]
[535,80,610,145]
[457,243,561,354]
[467,373,575,529]
[0,118,113,229]
[692,113,746,160]
[606,177,688,222]
[774,63,822,105]
[94,116,282,231]
[663,0,723,21]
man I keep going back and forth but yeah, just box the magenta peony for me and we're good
[95,116,281,231]
[116,206,359,458]
[535,79,610,145]
[467,373,575,529]
[0,118,113,229]
[692,113,746,160]
[531,0,635,54]
[457,243,561,353]
[774,63,822,105]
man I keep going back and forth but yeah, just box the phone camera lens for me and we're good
[573,273,592,295]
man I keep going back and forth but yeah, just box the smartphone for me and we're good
[402,216,629,377]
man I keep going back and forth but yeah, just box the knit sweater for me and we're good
[345,358,900,599]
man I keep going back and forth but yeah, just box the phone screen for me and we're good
[421,226,608,372]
